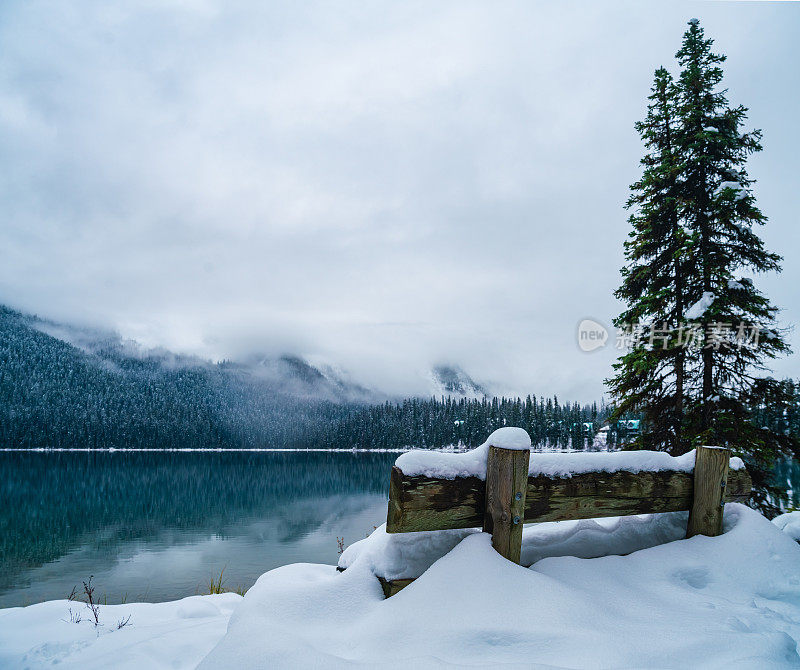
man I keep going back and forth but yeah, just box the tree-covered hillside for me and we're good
[326,396,614,451]
[0,305,610,450]
[0,305,352,449]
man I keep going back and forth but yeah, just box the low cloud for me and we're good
[1,0,798,400]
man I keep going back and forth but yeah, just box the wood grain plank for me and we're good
[386,466,751,533]
[377,577,415,597]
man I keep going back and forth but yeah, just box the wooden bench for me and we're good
[380,444,751,597]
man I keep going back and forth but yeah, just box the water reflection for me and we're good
[0,451,396,607]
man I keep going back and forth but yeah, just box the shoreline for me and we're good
[0,446,591,454]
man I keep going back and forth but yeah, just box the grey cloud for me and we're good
[1,0,798,401]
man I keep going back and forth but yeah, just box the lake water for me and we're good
[0,451,397,608]
[773,456,800,510]
[3,450,798,610]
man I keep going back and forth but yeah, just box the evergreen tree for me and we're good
[608,66,687,452]
[610,19,798,513]
[676,19,795,512]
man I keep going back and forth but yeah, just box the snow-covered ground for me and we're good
[0,593,241,669]
[201,503,800,669]
[774,511,800,543]
[4,504,800,669]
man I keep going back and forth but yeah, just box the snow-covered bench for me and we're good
[377,428,751,596]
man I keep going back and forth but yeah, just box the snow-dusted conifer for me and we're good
[611,20,797,512]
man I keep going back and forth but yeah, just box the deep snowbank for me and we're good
[3,506,799,669]
[338,510,692,580]
[199,504,800,669]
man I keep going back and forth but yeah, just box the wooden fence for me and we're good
[380,444,751,597]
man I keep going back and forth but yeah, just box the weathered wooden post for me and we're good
[686,445,730,538]
[483,442,530,563]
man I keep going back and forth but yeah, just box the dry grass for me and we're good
[206,567,247,596]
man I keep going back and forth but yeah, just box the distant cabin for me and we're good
[619,419,640,432]
[599,419,641,433]
[571,422,595,435]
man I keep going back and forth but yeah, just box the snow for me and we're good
[395,427,530,479]
[4,507,800,668]
[395,442,490,479]
[773,511,800,542]
[716,181,747,201]
[728,279,746,290]
[396,439,744,480]
[0,593,242,670]
[528,448,745,477]
[685,291,715,320]
[483,426,532,450]
[519,511,691,566]
[718,181,742,193]
[338,525,478,581]
[339,511,692,580]
[198,504,800,668]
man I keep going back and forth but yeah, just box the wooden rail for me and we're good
[388,462,752,533]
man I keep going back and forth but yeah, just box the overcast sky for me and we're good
[1,0,798,401]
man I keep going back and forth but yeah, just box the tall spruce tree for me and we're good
[608,66,687,453]
[610,19,798,514]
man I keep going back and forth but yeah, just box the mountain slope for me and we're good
[1,305,609,451]
[0,305,363,449]
[429,365,488,399]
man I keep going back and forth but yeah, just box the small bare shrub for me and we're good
[63,607,82,624]
[64,576,132,630]
[82,576,101,627]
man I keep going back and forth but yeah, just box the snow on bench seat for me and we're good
[395,427,745,480]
